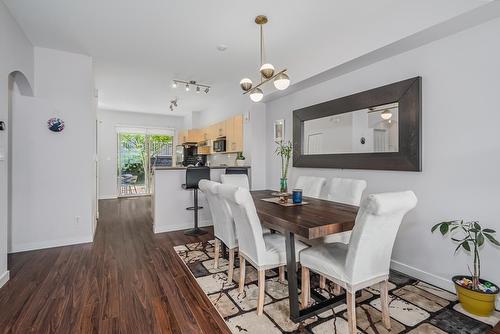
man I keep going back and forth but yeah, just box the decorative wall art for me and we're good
[47,117,65,132]
[274,119,284,142]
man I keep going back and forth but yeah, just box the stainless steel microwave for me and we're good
[213,138,226,152]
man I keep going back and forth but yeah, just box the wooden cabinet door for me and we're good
[232,114,244,152]
[216,121,226,138]
[225,115,243,153]
[225,117,235,152]
[201,127,209,141]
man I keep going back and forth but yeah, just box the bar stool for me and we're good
[183,166,210,236]
[225,167,248,175]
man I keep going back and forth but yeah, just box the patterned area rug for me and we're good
[174,240,499,334]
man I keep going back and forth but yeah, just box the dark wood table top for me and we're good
[251,190,359,240]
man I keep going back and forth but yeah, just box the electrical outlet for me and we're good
[75,216,81,224]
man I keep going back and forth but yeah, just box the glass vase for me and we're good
[280,178,288,193]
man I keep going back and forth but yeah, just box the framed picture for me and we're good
[274,119,284,142]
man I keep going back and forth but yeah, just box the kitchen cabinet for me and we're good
[177,130,187,144]
[215,121,226,138]
[225,114,243,153]
[187,129,202,142]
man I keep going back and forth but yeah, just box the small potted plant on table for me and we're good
[432,220,499,316]
[235,152,246,166]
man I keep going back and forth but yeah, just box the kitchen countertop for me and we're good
[154,166,251,171]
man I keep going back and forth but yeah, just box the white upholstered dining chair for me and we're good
[219,184,309,315]
[324,177,368,244]
[198,180,238,281]
[294,176,326,198]
[220,173,250,189]
[300,191,417,333]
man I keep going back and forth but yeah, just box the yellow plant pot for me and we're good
[453,276,499,317]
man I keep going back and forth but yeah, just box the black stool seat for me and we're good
[225,167,248,175]
[183,167,210,236]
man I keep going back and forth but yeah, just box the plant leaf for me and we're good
[440,223,449,235]
[477,233,485,247]
[474,222,481,230]
[485,233,500,246]
[469,228,480,233]
[431,223,442,233]
[450,226,459,233]
[483,229,496,234]
[462,241,471,252]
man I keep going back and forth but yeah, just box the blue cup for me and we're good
[292,189,303,204]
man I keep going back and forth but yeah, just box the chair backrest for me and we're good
[225,167,248,175]
[185,166,210,189]
[294,176,326,198]
[345,191,417,284]
[218,184,266,265]
[327,177,367,206]
[220,174,250,190]
[198,180,237,248]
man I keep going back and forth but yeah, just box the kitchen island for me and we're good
[152,166,250,234]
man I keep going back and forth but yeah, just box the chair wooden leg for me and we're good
[279,266,285,283]
[380,280,391,330]
[238,255,246,293]
[346,290,357,334]
[257,269,265,315]
[213,239,220,269]
[319,275,326,289]
[301,266,310,309]
[333,283,341,295]
[227,248,235,283]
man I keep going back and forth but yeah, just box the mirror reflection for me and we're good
[303,102,399,155]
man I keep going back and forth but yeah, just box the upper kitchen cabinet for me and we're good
[226,114,243,153]
[178,129,187,144]
[215,121,226,138]
[187,129,202,142]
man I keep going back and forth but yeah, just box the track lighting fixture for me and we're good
[169,97,178,112]
[171,80,211,95]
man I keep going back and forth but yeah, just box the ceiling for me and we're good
[3,0,490,116]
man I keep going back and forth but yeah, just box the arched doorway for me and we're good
[6,71,33,254]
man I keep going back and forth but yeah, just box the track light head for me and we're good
[185,84,190,91]
[204,87,209,94]
[196,86,200,93]
[172,81,177,88]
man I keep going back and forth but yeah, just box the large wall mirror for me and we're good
[293,77,421,171]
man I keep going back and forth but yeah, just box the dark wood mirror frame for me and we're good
[293,76,421,171]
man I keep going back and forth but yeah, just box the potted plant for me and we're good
[275,140,292,193]
[235,152,246,167]
[432,220,499,316]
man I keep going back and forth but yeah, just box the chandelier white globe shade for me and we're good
[274,72,290,90]
[249,88,264,102]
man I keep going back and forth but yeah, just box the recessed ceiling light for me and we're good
[217,44,228,51]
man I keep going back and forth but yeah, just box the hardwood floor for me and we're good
[0,197,230,334]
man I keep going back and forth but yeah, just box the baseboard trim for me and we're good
[99,195,118,200]
[0,271,9,289]
[9,236,93,253]
[154,220,213,234]
[391,259,500,311]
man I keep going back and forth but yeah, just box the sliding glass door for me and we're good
[117,127,173,197]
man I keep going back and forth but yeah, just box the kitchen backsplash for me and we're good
[207,153,239,167]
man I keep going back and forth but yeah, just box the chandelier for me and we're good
[240,15,290,102]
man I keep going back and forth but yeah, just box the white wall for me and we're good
[10,47,96,253]
[97,108,184,199]
[265,18,500,299]
[0,1,34,287]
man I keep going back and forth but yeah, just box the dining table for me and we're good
[251,190,359,323]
